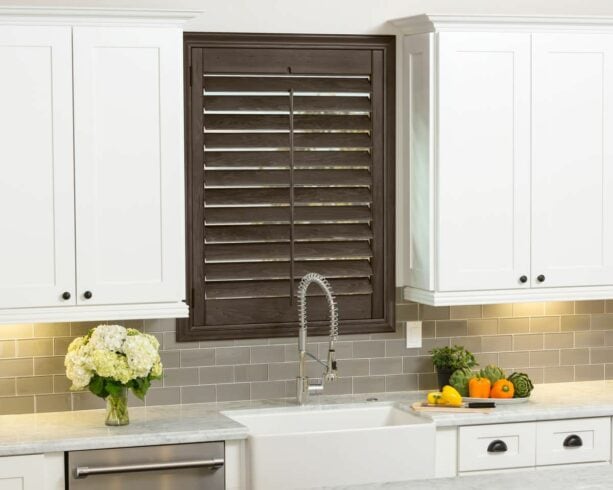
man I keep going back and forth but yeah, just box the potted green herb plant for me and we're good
[430,345,477,390]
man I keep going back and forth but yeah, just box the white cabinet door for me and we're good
[73,27,185,306]
[436,33,531,291]
[0,455,46,490]
[532,34,613,288]
[0,26,76,309]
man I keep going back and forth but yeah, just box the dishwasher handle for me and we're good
[74,458,225,479]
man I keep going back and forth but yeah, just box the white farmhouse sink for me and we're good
[225,404,435,489]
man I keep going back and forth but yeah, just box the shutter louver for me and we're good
[180,35,395,340]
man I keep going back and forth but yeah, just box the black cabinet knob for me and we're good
[519,275,528,283]
[83,291,93,300]
[487,440,508,453]
[61,292,71,300]
[537,274,546,283]
[563,434,583,448]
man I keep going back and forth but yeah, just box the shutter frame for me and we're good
[179,33,395,341]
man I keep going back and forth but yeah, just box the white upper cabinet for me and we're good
[532,33,613,288]
[0,26,76,310]
[73,27,184,306]
[395,15,613,305]
[437,32,531,292]
[0,9,197,323]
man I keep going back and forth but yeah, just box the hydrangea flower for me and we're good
[64,324,163,398]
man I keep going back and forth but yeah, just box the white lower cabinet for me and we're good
[459,422,536,472]
[536,418,611,466]
[448,417,612,477]
[0,453,64,490]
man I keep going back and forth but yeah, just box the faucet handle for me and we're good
[308,378,324,395]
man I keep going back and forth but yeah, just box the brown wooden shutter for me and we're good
[179,34,395,341]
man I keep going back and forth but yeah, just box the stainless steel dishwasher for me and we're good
[67,442,225,489]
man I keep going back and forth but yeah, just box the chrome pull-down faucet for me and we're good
[296,273,339,405]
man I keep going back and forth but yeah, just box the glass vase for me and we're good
[105,387,129,426]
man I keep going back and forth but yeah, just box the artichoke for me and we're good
[449,367,474,397]
[479,365,506,386]
[508,372,534,398]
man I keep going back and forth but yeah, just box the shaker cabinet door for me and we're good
[72,27,185,306]
[0,26,76,309]
[0,455,46,490]
[436,33,531,291]
[532,34,613,288]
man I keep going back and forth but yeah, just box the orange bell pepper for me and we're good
[490,379,515,398]
[468,377,491,398]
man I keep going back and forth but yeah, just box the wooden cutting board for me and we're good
[411,402,494,414]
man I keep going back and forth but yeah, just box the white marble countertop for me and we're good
[2,381,613,457]
[406,380,613,427]
[323,465,613,489]
[0,403,247,456]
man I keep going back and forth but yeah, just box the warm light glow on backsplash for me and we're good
[0,294,612,415]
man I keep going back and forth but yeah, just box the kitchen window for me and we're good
[179,33,395,341]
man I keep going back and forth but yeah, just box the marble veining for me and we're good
[322,464,613,489]
[411,380,613,427]
[0,403,247,456]
[3,381,613,457]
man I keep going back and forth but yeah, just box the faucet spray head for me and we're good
[324,349,338,382]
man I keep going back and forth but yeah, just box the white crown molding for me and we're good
[392,14,613,35]
[0,302,189,325]
[404,285,613,306]
[0,7,202,26]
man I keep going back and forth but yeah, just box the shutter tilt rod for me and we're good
[289,88,296,304]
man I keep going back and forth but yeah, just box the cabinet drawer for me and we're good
[536,417,611,466]
[459,422,536,472]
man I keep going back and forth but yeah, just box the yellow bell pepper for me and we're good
[427,391,443,405]
[427,385,463,407]
[441,385,463,407]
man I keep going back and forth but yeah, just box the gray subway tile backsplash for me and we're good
[199,366,235,384]
[180,385,216,404]
[235,364,268,382]
[215,346,250,365]
[180,348,215,367]
[353,375,385,394]
[163,368,199,387]
[15,375,53,395]
[0,358,33,377]
[217,383,250,402]
[2,291,613,414]
[0,340,16,359]
[36,393,72,413]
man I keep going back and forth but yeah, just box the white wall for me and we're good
[7,0,613,285]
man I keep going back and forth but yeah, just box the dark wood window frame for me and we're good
[179,33,395,341]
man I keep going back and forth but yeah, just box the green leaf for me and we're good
[430,345,478,372]
[131,377,151,400]
[88,375,108,399]
[105,380,124,397]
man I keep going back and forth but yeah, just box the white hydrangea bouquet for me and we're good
[65,324,163,426]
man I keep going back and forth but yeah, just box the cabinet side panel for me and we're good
[405,33,434,290]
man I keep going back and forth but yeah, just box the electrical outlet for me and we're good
[405,321,422,348]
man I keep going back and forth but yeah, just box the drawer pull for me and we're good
[563,434,583,448]
[487,440,508,453]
